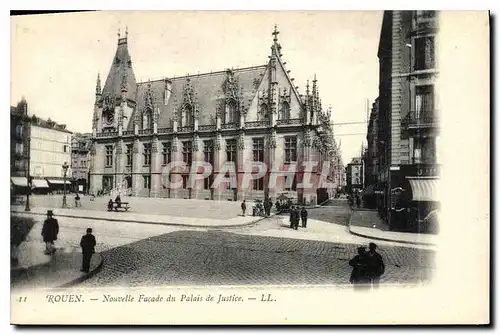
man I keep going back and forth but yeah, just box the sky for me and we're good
[11,11,382,165]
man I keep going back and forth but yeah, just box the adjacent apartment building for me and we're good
[372,10,440,230]
[71,133,92,193]
[346,157,363,195]
[89,26,341,204]
[10,98,73,195]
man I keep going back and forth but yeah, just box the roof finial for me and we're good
[117,28,121,39]
[125,26,128,38]
[272,24,279,43]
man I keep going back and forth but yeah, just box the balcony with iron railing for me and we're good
[157,128,173,134]
[178,126,194,133]
[198,124,217,132]
[138,129,153,135]
[401,110,439,131]
[221,123,238,130]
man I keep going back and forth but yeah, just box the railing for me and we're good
[402,111,439,129]
[123,130,134,136]
[244,120,270,128]
[158,128,173,134]
[276,118,303,126]
[198,124,217,132]
[221,123,238,130]
[96,131,118,138]
[138,129,152,135]
[178,126,194,132]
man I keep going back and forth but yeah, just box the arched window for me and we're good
[143,111,151,129]
[280,101,290,120]
[227,100,238,123]
[259,104,268,121]
[183,105,193,127]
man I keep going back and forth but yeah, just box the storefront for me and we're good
[387,164,440,232]
[11,176,28,195]
[46,179,71,194]
[31,179,50,194]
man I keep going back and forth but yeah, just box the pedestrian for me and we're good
[80,228,96,273]
[115,194,122,209]
[289,206,295,228]
[356,195,361,208]
[241,200,247,216]
[366,242,385,289]
[293,207,300,230]
[300,207,308,228]
[107,199,114,211]
[268,200,273,216]
[41,210,59,255]
[75,193,81,207]
[349,246,369,289]
[264,201,270,217]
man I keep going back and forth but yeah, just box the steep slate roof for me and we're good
[101,37,137,101]
[129,65,267,129]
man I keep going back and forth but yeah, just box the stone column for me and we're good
[115,139,124,193]
[236,130,245,200]
[213,132,223,200]
[190,133,201,199]
[151,136,161,197]
[131,137,141,196]
[265,130,277,202]
[169,136,182,199]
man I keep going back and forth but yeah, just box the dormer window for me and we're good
[279,101,291,120]
[143,110,152,129]
[182,105,193,127]
[226,100,239,124]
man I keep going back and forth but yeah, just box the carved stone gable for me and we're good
[222,69,239,102]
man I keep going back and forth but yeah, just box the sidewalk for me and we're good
[11,222,103,291]
[11,206,271,228]
[348,210,438,246]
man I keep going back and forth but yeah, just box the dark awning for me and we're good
[407,177,439,202]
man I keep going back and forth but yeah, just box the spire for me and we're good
[102,28,137,102]
[306,80,310,96]
[95,72,101,95]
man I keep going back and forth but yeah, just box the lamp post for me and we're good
[62,161,69,208]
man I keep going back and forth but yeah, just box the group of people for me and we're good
[349,242,385,288]
[289,206,308,230]
[107,195,122,211]
[241,199,273,217]
[41,210,97,273]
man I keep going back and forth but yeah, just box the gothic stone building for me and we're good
[90,27,338,204]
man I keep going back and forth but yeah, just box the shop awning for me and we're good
[407,177,439,202]
[46,179,70,185]
[11,177,28,187]
[32,179,49,188]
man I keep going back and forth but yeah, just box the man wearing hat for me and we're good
[366,242,385,288]
[80,228,97,273]
[41,210,59,255]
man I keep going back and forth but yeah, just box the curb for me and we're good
[347,211,436,246]
[57,253,104,288]
[11,210,267,229]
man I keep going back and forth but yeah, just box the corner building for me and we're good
[90,27,338,204]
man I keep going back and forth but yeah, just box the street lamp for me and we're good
[62,161,69,208]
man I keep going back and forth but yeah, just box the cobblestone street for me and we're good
[78,227,435,287]
[13,197,436,289]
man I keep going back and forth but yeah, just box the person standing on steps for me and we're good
[366,242,385,289]
[80,228,97,273]
[41,210,59,255]
[300,207,308,228]
[241,200,247,217]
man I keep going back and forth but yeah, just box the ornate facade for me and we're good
[90,26,340,204]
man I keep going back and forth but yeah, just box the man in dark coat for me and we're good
[267,200,273,216]
[241,200,247,216]
[366,242,385,288]
[80,228,97,273]
[292,207,300,230]
[300,207,308,228]
[349,246,369,288]
[41,210,59,255]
